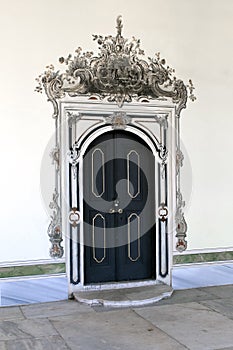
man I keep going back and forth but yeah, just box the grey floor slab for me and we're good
[20,300,94,319]
[50,309,187,350]
[0,307,24,321]
[0,335,70,350]
[200,298,233,320]
[134,302,233,350]
[199,285,233,299]
[154,287,215,306]
[0,318,58,341]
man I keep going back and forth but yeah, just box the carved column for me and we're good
[47,110,64,258]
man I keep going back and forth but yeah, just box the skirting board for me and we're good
[0,250,233,278]
[0,261,65,279]
[173,249,233,265]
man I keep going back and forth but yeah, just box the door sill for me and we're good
[77,279,163,292]
[74,283,173,308]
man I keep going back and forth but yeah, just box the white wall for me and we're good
[0,0,232,262]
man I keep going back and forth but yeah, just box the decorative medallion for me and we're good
[105,112,131,129]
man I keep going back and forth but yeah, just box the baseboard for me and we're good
[173,250,233,265]
[0,260,66,278]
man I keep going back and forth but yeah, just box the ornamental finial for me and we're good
[116,15,123,36]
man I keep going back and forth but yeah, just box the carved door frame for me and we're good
[58,99,177,294]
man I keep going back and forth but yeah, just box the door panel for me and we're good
[83,130,155,284]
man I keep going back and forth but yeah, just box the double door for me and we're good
[83,130,155,283]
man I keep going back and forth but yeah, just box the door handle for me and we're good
[109,208,123,214]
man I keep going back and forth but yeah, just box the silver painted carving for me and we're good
[154,114,168,129]
[50,146,60,172]
[36,16,194,260]
[47,189,64,258]
[35,17,195,115]
[176,149,184,175]
[67,111,81,128]
[175,190,187,252]
[68,147,80,180]
[105,112,131,129]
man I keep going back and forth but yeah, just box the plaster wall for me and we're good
[0,0,232,262]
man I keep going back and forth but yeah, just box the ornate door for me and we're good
[83,130,155,283]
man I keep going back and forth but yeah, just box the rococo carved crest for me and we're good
[35,16,195,115]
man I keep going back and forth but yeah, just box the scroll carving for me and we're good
[35,17,195,113]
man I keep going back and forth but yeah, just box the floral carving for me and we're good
[47,189,64,258]
[175,190,187,252]
[176,149,184,175]
[35,16,196,114]
[68,147,80,180]
[50,146,60,172]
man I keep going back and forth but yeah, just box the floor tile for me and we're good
[200,298,233,320]
[0,318,57,341]
[0,335,69,350]
[199,285,233,299]
[21,300,93,319]
[134,302,233,350]
[50,309,187,350]
[0,307,24,321]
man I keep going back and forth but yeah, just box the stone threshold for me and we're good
[73,284,173,308]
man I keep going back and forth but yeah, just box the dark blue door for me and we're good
[83,130,155,283]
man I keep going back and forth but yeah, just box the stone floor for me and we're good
[0,284,233,349]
